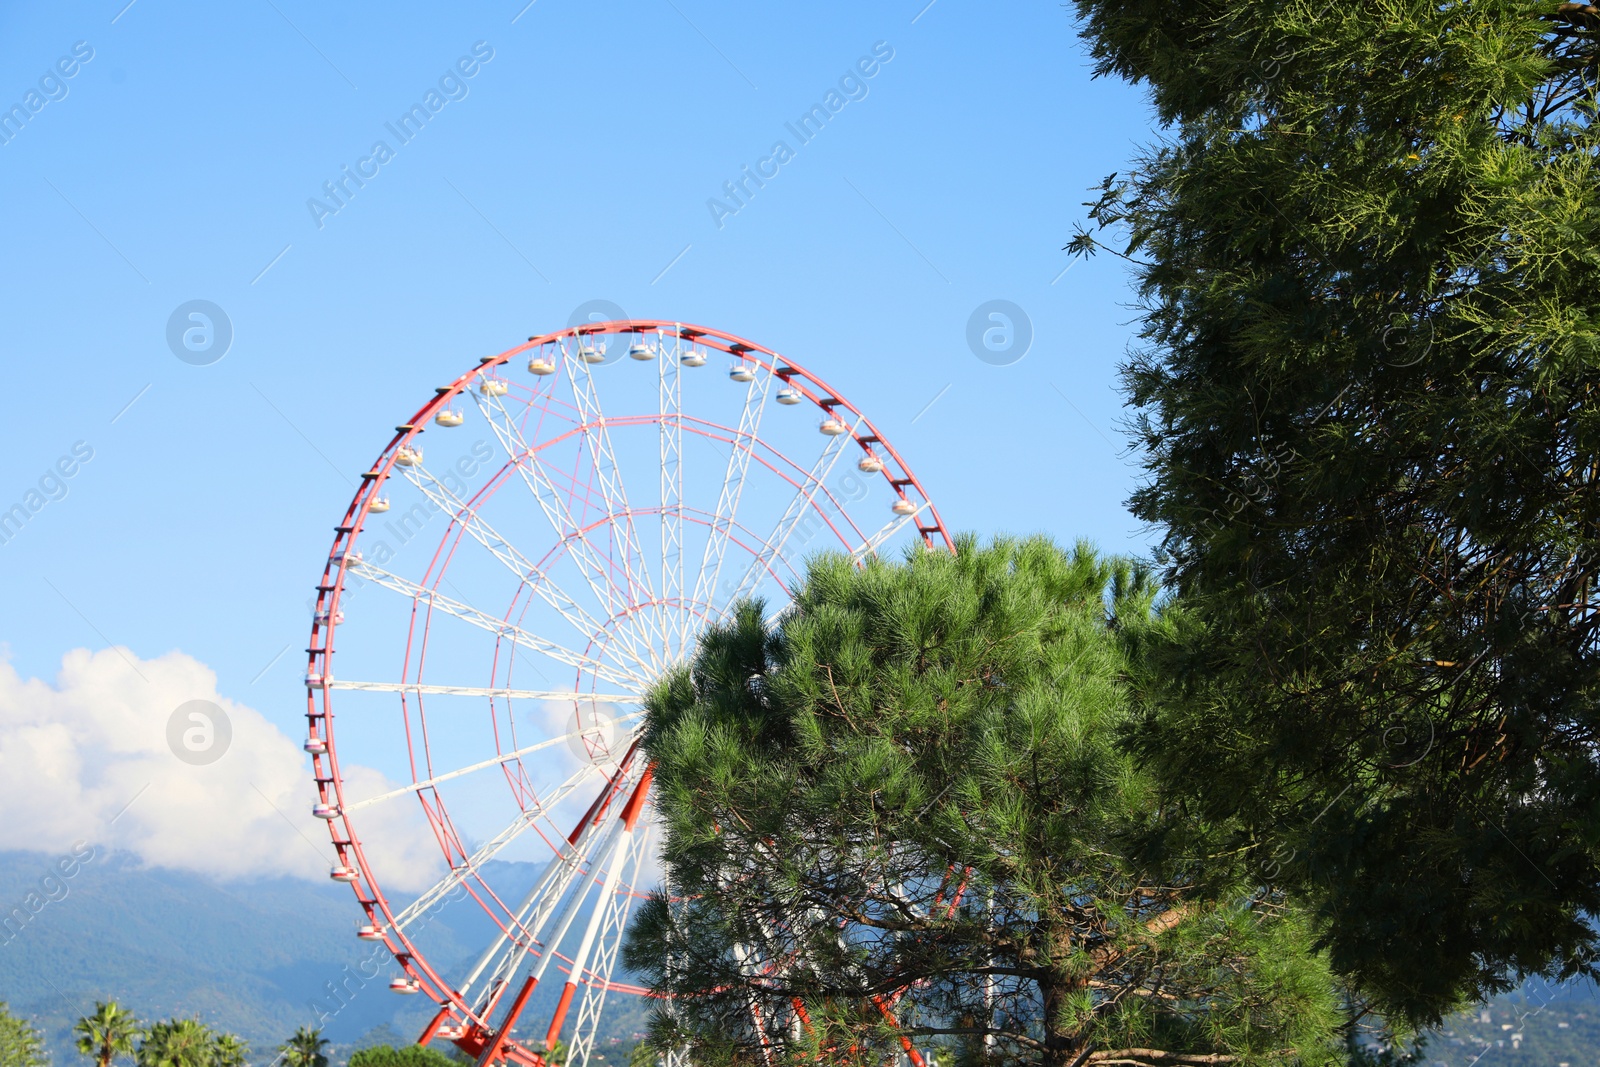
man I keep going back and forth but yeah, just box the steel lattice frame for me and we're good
[305,320,951,1067]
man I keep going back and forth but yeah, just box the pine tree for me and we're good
[1068,0,1600,1026]
[625,537,1349,1067]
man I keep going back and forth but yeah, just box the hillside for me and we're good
[0,849,653,1067]
[3,848,1592,1067]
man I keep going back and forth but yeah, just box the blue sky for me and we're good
[0,0,1156,848]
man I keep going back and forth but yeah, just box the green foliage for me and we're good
[135,1021,215,1067]
[74,1003,141,1067]
[348,1043,562,1067]
[275,1028,327,1067]
[0,1003,48,1067]
[208,1036,246,1067]
[625,536,1349,1067]
[129,1021,243,1067]
[1345,1031,1427,1067]
[348,1045,460,1067]
[1069,0,1600,1025]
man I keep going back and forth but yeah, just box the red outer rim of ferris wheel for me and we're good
[303,320,953,1061]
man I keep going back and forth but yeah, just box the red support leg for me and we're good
[541,983,578,1051]
[476,974,542,1067]
[871,995,926,1067]
[417,1007,452,1047]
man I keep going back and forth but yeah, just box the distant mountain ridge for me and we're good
[0,849,650,1067]
[3,847,1593,1067]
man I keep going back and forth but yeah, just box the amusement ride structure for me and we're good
[304,320,951,1067]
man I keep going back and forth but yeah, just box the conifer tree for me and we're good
[1069,0,1600,1024]
[625,538,1348,1067]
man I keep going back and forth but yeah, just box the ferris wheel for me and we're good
[304,320,951,1067]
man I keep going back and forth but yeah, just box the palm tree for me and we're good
[2,1002,50,1067]
[74,1002,143,1067]
[211,1033,249,1067]
[276,1027,328,1067]
[137,1019,215,1067]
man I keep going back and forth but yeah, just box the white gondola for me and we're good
[313,802,340,820]
[819,417,847,436]
[389,978,421,994]
[729,363,755,383]
[314,609,344,627]
[579,342,607,364]
[330,865,359,883]
[628,342,655,361]
[528,355,556,375]
[775,387,802,405]
[479,378,509,397]
[858,454,885,473]
[304,737,328,755]
[368,497,390,513]
[305,671,330,688]
[329,547,362,567]
[394,445,422,467]
[892,498,919,516]
[357,923,386,940]
[681,347,707,367]
[434,409,464,427]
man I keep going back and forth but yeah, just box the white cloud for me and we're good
[0,647,441,891]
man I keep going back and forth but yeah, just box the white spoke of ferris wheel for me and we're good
[391,798,579,931]
[470,396,660,671]
[344,714,642,813]
[730,939,779,1067]
[726,413,862,612]
[390,767,609,949]
[659,332,686,658]
[328,680,638,702]
[849,504,927,563]
[468,810,633,1024]
[691,365,773,628]
[474,391,658,669]
[473,390,632,624]
[567,823,651,1067]
[462,795,629,1007]
[348,560,647,690]
[543,801,645,1055]
[563,340,667,664]
[399,459,653,669]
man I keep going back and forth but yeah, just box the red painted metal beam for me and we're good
[476,974,542,1067]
